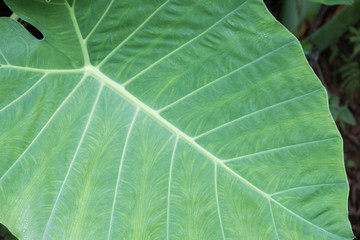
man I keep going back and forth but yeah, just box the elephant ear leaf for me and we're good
[0,0,353,239]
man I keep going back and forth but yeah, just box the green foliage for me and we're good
[0,224,17,240]
[329,95,356,131]
[346,159,356,168]
[302,1,360,54]
[309,0,354,5]
[330,26,360,101]
[349,26,360,55]
[280,0,321,36]
[0,0,353,239]
[338,55,360,99]
[280,0,355,38]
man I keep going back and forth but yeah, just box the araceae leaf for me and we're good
[0,0,353,239]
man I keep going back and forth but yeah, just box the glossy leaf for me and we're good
[0,0,353,239]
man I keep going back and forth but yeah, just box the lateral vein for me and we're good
[107,108,139,240]
[0,73,47,112]
[157,40,296,113]
[97,0,170,68]
[121,1,249,87]
[166,136,179,240]
[41,83,103,240]
[87,66,342,238]
[0,75,87,184]
[194,87,322,140]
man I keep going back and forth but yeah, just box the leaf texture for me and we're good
[0,0,354,239]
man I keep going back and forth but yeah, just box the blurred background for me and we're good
[0,0,359,239]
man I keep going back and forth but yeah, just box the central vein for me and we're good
[84,65,269,199]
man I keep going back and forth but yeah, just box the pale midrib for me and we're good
[4,1,342,238]
[0,64,84,73]
[65,0,91,66]
[85,66,342,239]
[86,66,259,185]
[35,0,64,6]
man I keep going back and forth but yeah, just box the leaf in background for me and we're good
[0,0,354,239]
[349,26,360,55]
[309,0,354,5]
[0,224,17,240]
[329,95,340,120]
[339,106,356,125]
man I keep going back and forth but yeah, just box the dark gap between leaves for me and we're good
[0,0,43,40]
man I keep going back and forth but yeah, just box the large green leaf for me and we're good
[0,0,353,239]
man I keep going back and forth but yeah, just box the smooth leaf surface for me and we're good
[0,0,354,239]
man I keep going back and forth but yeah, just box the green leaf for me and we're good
[329,96,340,120]
[301,1,360,53]
[308,0,354,5]
[339,106,356,125]
[0,223,18,240]
[346,159,356,168]
[0,0,353,239]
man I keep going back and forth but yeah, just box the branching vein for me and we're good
[42,82,104,240]
[107,108,139,240]
[269,200,280,240]
[194,88,323,140]
[222,137,339,163]
[270,182,347,197]
[157,40,296,113]
[87,66,343,239]
[121,1,248,87]
[215,164,225,239]
[0,64,84,73]
[0,73,47,112]
[270,199,344,239]
[65,0,90,65]
[0,75,86,184]
[166,136,179,240]
[84,0,115,41]
[0,49,10,65]
[97,0,170,68]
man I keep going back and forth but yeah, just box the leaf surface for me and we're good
[0,0,354,239]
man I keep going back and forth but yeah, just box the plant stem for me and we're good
[9,13,19,21]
